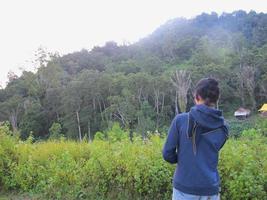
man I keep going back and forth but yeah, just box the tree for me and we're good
[136,101,155,139]
[7,71,18,82]
[171,70,191,113]
[242,65,256,110]
[62,80,83,141]
[19,100,48,139]
[0,95,23,132]
[1,11,267,140]
[151,75,171,129]
[49,122,63,139]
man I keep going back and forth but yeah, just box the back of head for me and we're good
[195,78,220,106]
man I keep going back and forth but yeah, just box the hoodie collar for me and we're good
[189,104,224,129]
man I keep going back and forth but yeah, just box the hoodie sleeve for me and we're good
[162,116,179,164]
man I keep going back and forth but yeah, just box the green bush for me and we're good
[49,122,63,140]
[256,118,267,136]
[94,131,105,140]
[241,128,261,138]
[228,117,257,138]
[0,125,19,189]
[106,122,128,142]
[0,126,266,199]
[219,137,267,200]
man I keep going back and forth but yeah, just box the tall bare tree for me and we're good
[236,64,257,110]
[0,95,23,132]
[243,65,256,110]
[171,70,191,113]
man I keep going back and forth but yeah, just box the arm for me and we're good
[162,116,179,164]
[218,122,229,150]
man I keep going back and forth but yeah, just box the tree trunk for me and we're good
[88,120,91,142]
[9,113,18,132]
[154,89,160,129]
[129,121,133,142]
[239,63,245,107]
[98,98,104,122]
[76,111,82,142]
[56,111,59,121]
[175,90,179,115]
[171,70,191,113]
[102,98,109,125]
[161,93,165,113]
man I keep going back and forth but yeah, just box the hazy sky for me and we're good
[1,0,267,86]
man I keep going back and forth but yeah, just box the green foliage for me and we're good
[49,122,63,139]
[1,11,267,140]
[228,116,267,138]
[219,137,267,200]
[0,123,12,136]
[0,11,267,199]
[0,125,18,189]
[0,11,266,200]
[107,122,128,142]
[19,100,48,140]
[228,117,257,138]
[0,126,266,199]
[256,118,267,136]
[94,131,105,141]
[241,128,261,138]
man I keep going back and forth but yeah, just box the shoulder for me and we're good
[173,113,189,125]
[171,113,190,134]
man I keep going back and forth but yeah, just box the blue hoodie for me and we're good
[162,104,229,196]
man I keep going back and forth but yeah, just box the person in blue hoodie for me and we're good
[162,78,229,200]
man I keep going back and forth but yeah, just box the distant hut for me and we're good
[259,104,267,117]
[234,108,251,120]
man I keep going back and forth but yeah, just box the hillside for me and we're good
[0,10,267,140]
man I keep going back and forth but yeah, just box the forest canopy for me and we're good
[1,10,267,140]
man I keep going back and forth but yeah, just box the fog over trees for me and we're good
[1,10,267,140]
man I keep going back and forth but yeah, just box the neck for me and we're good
[196,103,216,108]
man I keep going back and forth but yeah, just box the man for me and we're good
[163,78,229,200]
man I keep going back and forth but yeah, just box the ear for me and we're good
[194,94,199,104]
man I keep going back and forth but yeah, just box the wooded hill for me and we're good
[0,10,267,140]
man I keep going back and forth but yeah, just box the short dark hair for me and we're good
[195,78,220,106]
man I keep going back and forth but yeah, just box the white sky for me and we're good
[0,0,267,87]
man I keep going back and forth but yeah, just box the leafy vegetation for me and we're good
[1,10,267,199]
[0,124,266,200]
[0,10,267,140]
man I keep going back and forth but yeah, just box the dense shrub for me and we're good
[0,126,266,199]
[0,125,18,189]
[256,118,267,137]
[49,122,63,140]
[228,117,257,138]
[219,136,267,200]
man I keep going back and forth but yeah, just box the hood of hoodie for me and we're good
[189,104,226,130]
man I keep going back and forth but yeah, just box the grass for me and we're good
[0,193,42,200]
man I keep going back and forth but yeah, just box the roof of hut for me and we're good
[259,104,267,112]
